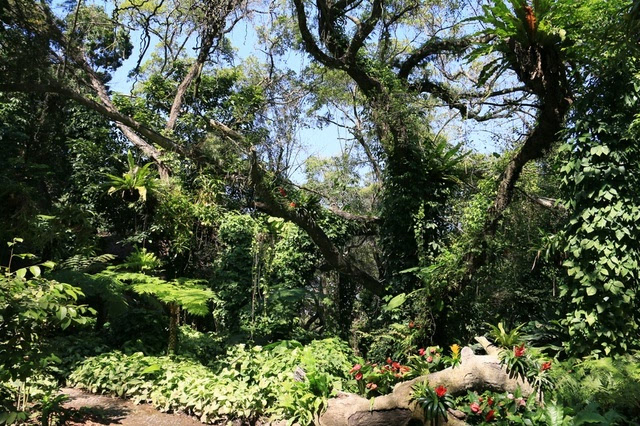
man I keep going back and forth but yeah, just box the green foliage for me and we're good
[499,343,555,396]
[459,388,536,425]
[356,322,420,362]
[539,401,624,426]
[46,333,110,380]
[552,354,640,420]
[380,137,461,294]
[413,152,566,344]
[176,325,225,363]
[488,322,525,348]
[67,5,133,71]
[105,151,157,203]
[0,241,95,419]
[347,359,411,397]
[130,275,214,317]
[558,55,640,356]
[69,338,355,425]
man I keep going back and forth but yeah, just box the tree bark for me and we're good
[167,302,180,354]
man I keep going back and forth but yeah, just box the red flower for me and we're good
[485,410,495,422]
[541,361,552,371]
[426,356,433,363]
[392,361,401,371]
[418,348,426,356]
[434,385,447,398]
[488,397,494,406]
[278,187,287,197]
[514,344,526,358]
[386,357,392,364]
[470,402,481,414]
[366,382,378,390]
[289,202,296,208]
[349,364,362,374]
[355,372,363,381]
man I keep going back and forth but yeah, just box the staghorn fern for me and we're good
[105,151,156,202]
[465,0,566,85]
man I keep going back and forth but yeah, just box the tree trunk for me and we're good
[319,338,532,426]
[168,303,180,354]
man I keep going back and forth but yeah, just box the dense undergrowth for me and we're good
[69,339,354,425]
[64,332,640,425]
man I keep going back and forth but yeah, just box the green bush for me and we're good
[552,354,640,420]
[69,338,356,425]
[177,324,224,363]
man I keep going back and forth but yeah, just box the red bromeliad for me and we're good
[435,385,447,398]
[514,343,526,357]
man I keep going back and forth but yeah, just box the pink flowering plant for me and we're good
[406,346,446,377]
[460,388,534,424]
[348,358,412,397]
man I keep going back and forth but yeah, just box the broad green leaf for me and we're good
[383,293,406,311]
[29,265,41,277]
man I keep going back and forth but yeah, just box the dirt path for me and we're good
[61,387,206,426]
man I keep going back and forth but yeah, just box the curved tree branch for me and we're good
[249,151,384,295]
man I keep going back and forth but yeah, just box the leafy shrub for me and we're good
[0,242,95,419]
[487,322,525,348]
[552,354,640,420]
[46,333,110,379]
[177,325,225,363]
[69,338,356,425]
[458,388,539,425]
[356,321,421,362]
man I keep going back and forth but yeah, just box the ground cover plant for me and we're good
[69,338,355,425]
